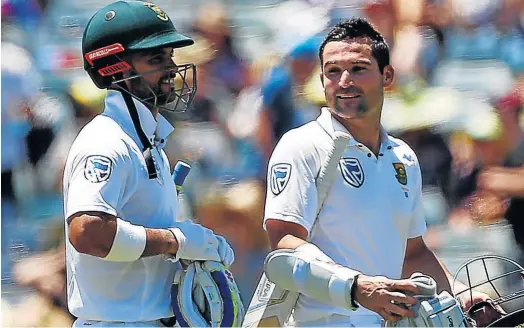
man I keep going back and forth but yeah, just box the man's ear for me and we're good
[319,69,324,87]
[383,65,395,89]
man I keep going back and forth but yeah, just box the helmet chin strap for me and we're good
[116,81,158,180]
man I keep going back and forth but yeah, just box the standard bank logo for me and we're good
[339,157,364,188]
[84,155,112,183]
[270,163,291,195]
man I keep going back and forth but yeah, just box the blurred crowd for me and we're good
[2,0,524,326]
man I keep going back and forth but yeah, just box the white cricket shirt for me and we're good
[264,108,426,322]
[63,90,179,322]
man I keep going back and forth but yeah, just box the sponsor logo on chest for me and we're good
[339,157,365,188]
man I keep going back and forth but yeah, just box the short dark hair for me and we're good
[319,18,390,74]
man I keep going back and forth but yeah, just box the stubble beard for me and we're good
[130,77,175,106]
[330,94,369,119]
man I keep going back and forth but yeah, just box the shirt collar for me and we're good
[317,107,391,148]
[103,90,175,145]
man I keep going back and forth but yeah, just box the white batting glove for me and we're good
[168,221,220,263]
[216,235,235,268]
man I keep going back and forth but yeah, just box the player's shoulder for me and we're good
[275,120,330,154]
[68,115,130,160]
[269,121,330,173]
[273,121,331,157]
[386,134,419,166]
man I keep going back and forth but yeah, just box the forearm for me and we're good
[264,220,361,310]
[142,228,178,257]
[68,212,178,259]
[264,243,360,310]
[481,168,524,197]
[402,246,453,293]
[87,227,177,258]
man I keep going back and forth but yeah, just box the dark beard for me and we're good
[129,77,172,106]
[335,96,368,114]
[329,93,369,118]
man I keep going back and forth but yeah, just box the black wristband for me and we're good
[350,274,360,309]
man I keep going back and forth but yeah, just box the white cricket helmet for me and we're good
[171,261,245,327]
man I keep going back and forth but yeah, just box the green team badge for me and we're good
[143,2,169,21]
[393,163,407,185]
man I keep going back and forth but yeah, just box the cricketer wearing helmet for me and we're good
[63,1,241,327]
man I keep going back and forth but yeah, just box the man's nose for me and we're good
[339,70,353,88]
[170,63,179,72]
[166,58,179,71]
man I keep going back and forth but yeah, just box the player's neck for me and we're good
[336,116,381,156]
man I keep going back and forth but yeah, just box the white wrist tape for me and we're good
[168,227,186,262]
[264,243,361,310]
[103,218,146,262]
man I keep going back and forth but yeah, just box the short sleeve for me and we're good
[64,141,133,219]
[263,132,318,233]
[408,163,427,238]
